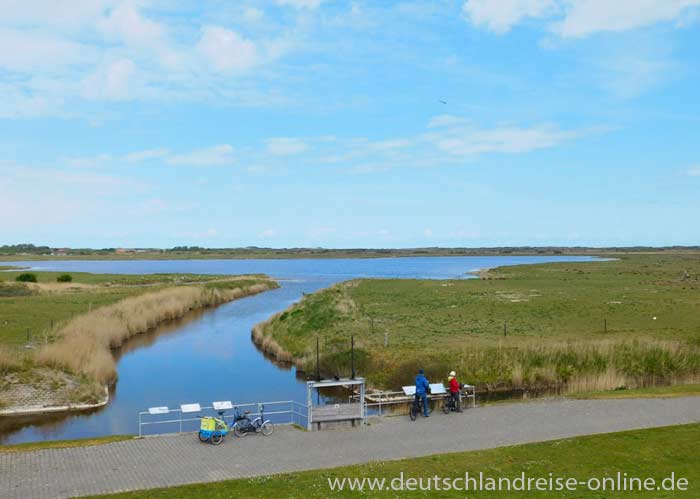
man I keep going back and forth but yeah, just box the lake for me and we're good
[0,255,599,443]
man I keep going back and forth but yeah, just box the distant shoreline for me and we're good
[1,247,697,262]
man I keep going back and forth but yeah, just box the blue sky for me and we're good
[1,0,699,248]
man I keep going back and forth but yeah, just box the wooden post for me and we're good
[604,318,607,333]
[384,331,389,347]
[503,322,507,337]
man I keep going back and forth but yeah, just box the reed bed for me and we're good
[378,339,700,395]
[37,281,275,384]
[0,346,21,375]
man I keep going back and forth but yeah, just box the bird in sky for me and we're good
[438,99,447,104]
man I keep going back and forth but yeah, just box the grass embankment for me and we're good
[0,271,278,407]
[253,254,700,394]
[573,383,700,400]
[89,424,699,498]
[0,434,135,453]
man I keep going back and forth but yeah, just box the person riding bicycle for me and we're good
[415,368,430,417]
[447,370,463,412]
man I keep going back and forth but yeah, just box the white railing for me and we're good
[138,400,309,437]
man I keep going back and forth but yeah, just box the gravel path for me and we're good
[2,397,699,499]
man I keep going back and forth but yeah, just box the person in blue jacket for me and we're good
[415,368,430,417]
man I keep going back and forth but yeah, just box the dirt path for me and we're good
[2,396,699,499]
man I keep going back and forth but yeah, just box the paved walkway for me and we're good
[2,397,699,499]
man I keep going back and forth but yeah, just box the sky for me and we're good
[1,0,699,249]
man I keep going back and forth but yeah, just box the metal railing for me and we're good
[138,400,309,437]
[351,387,476,416]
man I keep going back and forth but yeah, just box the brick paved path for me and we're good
[2,397,699,498]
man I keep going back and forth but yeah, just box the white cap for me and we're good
[449,371,456,377]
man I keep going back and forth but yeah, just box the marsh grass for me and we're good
[37,281,276,384]
[0,346,21,374]
[255,254,700,394]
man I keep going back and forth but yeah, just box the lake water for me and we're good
[0,256,598,443]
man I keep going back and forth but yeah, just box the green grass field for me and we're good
[0,272,277,405]
[88,424,698,498]
[0,435,135,453]
[0,271,268,347]
[255,253,700,391]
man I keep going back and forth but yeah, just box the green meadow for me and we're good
[254,253,700,393]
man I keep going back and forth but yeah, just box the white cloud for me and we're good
[552,0,700,38]
[266,137,309,156]
[197,26,259,72]
[166,145,235,166]
[276,0,325,9]
[123,148,170,163]
[243,7,265,23]
[83,58,137,101]
[64,154,113,168]
[0,28,96,71]
[462,0,700,37]
[260,228,277,238]
[685,165,700,177]
[98,1,165,46]
[596,55,674,99]
[428,114,468,128]
[423,228,433,237]
[425,123,579,155]
[462,0,558,34]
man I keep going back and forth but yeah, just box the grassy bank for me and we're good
[572,383,700,400]
[253,253,700,393]
[90,423,699,498]
[0,434,135,453]
[1,272,278,408]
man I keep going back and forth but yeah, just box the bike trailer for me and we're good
[200,417,216,432]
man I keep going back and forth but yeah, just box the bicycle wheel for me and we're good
[233,424,247,437]
[409,403,417,421]
[198,431,209,442]
[260,421,274,436]
[210,432,224,445]
[442,398,451,414]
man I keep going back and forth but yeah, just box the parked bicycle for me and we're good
[197,403,273,444]
[443,387,466,414]
[232,404,274,437]
[408,395,433,421]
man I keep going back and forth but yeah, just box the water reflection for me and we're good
[0,256,599,443]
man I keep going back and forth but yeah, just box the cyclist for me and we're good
[447,370,462,412]
[415,368,430,417]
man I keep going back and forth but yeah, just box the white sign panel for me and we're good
[402,386,416,396]
[212,401,233,411]
[148,406,169,415]
[429,383,447,394]
[180,403,201,413]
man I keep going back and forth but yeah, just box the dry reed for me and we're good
[37,281,275,384]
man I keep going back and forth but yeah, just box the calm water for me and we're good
[0,256,598,443]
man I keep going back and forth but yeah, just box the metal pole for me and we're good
[351,335,355,379]
[316,336,320,381]
[179,410,182,433]
[138,413,142,437]
[307,383,312,431]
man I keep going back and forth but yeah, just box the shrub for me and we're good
[16,273,37,283]
[56,274,73,283]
